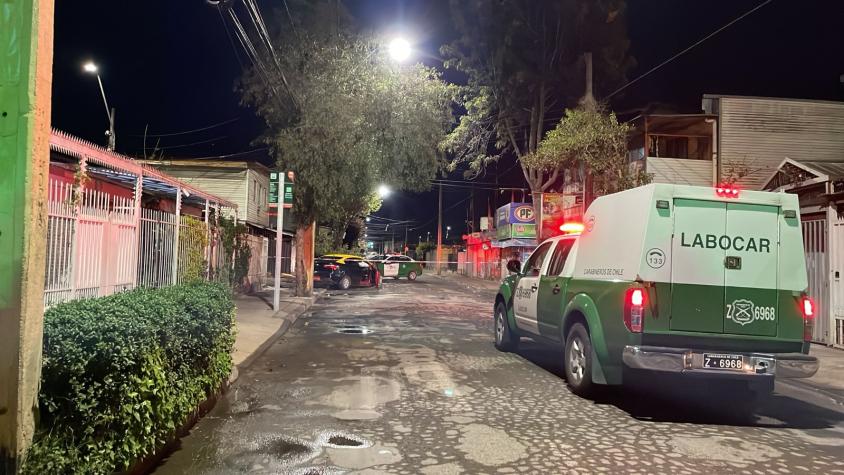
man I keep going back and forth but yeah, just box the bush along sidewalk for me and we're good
[22,282,236,474]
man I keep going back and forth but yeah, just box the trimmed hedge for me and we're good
[23,282,235,474]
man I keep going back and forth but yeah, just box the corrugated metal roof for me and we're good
[799,161,844,180]
[50,129,238,208]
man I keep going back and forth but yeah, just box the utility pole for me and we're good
[1,0,54,471]
[437,183,443,275]
[582,52,596,208]
[273,181,284,312]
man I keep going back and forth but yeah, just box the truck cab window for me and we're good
[546,240,575,276]
[524,242,552,277]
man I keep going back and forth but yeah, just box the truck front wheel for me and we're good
[565,323,595,397]
[494,302,519,352]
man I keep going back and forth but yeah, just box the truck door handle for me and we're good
[530,284,538,292]
[552,284,561,294]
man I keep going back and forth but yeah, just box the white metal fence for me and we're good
[802,219,830,344]
[44,180,138,306]
[45,179,236,307]
[138,208,177,289]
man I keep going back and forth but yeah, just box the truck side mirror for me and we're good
[506,259,522,274]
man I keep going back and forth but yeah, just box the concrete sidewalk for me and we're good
[807,343,844,392]
[229,282,324,383]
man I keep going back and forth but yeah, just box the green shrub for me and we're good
[22,282,236,474]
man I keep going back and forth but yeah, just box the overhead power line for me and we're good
[165,146,270,160]
[606,0,774,99]
[130,118,240,138]
[153,136,228,151]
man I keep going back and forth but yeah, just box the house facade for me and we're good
[140,159,295,289]
[765,159,844,347]
[703,94,844,189]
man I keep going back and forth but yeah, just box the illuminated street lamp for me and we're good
[83,61,116,151]
[388,37,412,62]
[446,225,451,240]
[378,184,391,198]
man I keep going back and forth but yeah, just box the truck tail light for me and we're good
[715,185,740,198]
[802,296,815,342]
[624,288,645,333]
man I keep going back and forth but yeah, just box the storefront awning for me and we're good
[492,238,538,248]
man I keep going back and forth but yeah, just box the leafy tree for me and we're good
[441,0,634,193]
[240,35,454,295]
[525,107,650,198]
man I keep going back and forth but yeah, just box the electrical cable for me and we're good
[153,136,228,151]
[218,6,245,70]
[129,118,240,138]
[605,0,773,99]
[163,147,270,160]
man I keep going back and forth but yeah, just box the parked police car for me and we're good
[494,184,819,405]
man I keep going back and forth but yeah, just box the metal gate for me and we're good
[829,211,844,348]
[44,180,138,306]
[802,219,830,344]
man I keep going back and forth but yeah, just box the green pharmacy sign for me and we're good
[269,172,294,206]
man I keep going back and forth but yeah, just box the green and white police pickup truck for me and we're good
[494,184,819,401]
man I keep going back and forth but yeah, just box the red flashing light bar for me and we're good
[559,222,585,234]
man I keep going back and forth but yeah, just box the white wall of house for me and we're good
[705,95,844,190]
[156,167,246,219]
[646,157,713,187]
[245,168,270,228]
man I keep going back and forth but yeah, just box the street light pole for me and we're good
[437,183,443,275]
[84,62,116,151]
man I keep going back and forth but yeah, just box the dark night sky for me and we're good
[52,0,844,244]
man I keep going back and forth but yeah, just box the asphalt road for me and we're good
[156,276,844,474]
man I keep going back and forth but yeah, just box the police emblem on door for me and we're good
[727,299,754,326]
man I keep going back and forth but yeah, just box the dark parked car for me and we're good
[314,254,381,290]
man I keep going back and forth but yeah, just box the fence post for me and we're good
[132,173,143,289]
[204,199,210,280]
[69,155,86,299]
[98,190,113,297]
[171,187,182,285]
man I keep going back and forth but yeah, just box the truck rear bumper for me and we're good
[622,345,819,379]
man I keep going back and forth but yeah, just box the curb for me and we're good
[228,289,325,385]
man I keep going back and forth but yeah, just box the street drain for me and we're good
[328,435,364,447]
[339,329,364,334]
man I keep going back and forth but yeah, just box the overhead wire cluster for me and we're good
[208,0,297,107]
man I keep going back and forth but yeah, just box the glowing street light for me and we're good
[388,37,412,62]
[446,225,451,239]
[378,184,391,198]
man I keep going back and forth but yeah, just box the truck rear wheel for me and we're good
[565,323,595,397]
[494,302,519,352]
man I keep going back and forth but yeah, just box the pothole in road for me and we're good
[224,436,319,470]
[320,431,372,449]
[327,435,364,447]
[272,438,312,458]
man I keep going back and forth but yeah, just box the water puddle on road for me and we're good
[336,326,373,334]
